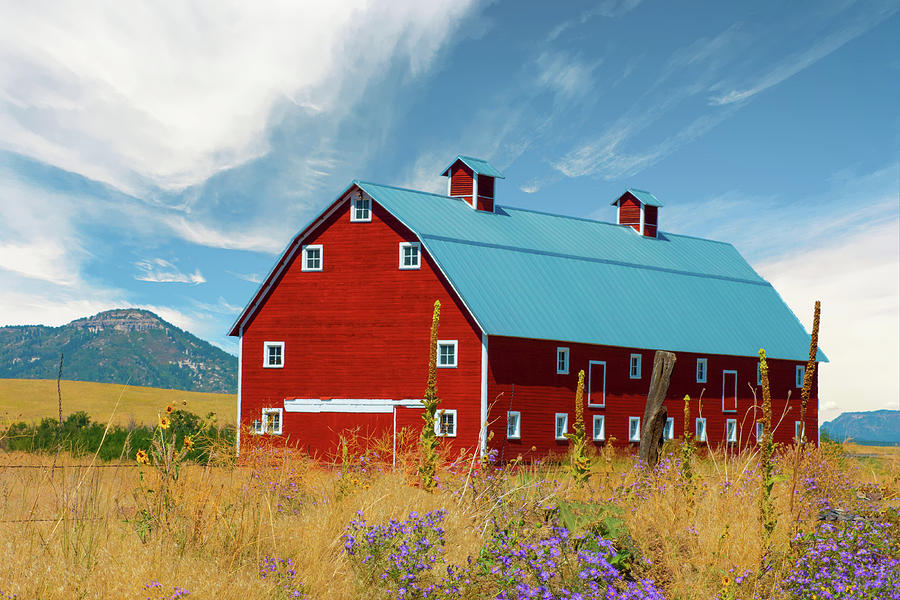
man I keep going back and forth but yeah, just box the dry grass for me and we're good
[0,378,235,427]
[0,439,897,600]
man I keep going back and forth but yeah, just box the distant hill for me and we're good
[0,309,236,393]
[820,410,900,446]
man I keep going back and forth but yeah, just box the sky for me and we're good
[0,0,897,423]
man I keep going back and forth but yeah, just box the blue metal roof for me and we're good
[612,188,664,207]
[356,181,825,362]
[440,155,505,179]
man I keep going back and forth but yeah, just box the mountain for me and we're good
[0,309,236,393]
[820,410,900,446]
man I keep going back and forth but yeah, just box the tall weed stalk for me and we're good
[564,370,591,486]
[418,300,441,492]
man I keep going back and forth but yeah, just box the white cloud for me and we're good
[534,52,601,101]
[0,0,479,194]
[134,258,205,285]
[164,216,287,254]
[227,271,262,285]
[757,219,900,423]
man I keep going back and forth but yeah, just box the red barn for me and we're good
[228,155,825,461]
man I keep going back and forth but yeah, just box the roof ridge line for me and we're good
[355,180,459,201]
[419,233,769,287]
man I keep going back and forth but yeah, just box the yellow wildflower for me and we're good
[165,404,174,414]
[183,436,194,450]
[136,450,149,465]
[159,415,170,429]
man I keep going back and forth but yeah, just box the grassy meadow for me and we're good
[0,378,236,427]
[0,430,897,600]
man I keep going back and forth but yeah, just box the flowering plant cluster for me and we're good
[780,516,900,600]
[142,580,191,599]
[259,556,309,599]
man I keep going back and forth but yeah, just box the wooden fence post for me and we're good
[639,350,677,467]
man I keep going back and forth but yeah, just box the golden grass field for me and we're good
[0,434,897,600]
[0,378,236,427]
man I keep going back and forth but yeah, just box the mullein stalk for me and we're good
[681,394,694,486]
[758,349,777,547]
[418,300,442,491]
[565,370,591,486]
[788,301,821,516]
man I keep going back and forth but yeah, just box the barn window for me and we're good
[794,421,805,442]
[696,418,707,442]
[302,244,323,272]
[628,417,641,442]
[556,347,569,374]
[696,358,707,383]
[555,413,568,440]
[251,419,262,434]
[437,340,458,368]
[756,421,764,440]
[262,408,283,435]
[263,342,284,368]
[435,409,457,437]
[506,411,521,439]
[399,242,421,270]
[350,194,371,222]
[726,419,737,443]
[664,417,674,440]
[629,354,642,379]
[795,365,805,388]
[592,415,605,441]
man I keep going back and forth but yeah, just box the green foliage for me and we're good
[551,499,640,577]
[0,409,234,462]
[564,370,592,486]
[418,300,442,492]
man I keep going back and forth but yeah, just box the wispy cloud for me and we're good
[534,51,602,101]
[164,216,287,254]
[547,0,645,41]
[227,271,262,285]
[134,258,205,285]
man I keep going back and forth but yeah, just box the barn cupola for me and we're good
[441,155,505,212]
[611,188,664,238]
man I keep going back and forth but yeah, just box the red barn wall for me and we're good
[450,164,474,206]
[486,336,818,462]
[618,197,641,231]
[239,193,483,459]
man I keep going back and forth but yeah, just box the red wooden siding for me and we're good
[618,196,641,232]
[240,192,483,459]
[643,206,658,238]
[486,335,818,462]
[643,225,658,237]
[450,163,474,205]
[477,196,495,212]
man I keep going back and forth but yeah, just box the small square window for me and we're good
[726,418,737,443]
[507,411,521,439]
[555,413,568,440]
[262,408,283,435]
[629,354,642,379]
[434,409,457,437]
[757,363,762,386]
[664,417,674,440]
[794,420,805,442]
[263,342,284,368]
[628,416,641,442]
[251,419,262,434]
[350,193,371,222]
[795,365,805,388]
[399,242,421,270]
[556,347,569,375]
[696,417,707,442]
[437,340,458,368]
[302,244,323,272]
[592,415,605,441]
[756,421,764,440]
[696,358,707,383]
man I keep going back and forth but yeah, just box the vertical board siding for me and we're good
[240,194,483,459]
[486,335,819,462]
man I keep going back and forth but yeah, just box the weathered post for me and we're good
[639,350,676,467]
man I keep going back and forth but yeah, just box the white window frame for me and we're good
[628,416,641,442]
[629,354,642,379]
[722,370,738,413]
[696,417,707,442]
[794,420,805,441]
[434,409,457,437]
[726,418,737,443]
[437,340,458,368]
[756,421,764,440]
[398,242,421,270]
[592,415,605,441]
[556,347,569,374]
[555,413,568,440]
[251,419,263,434]
[795,365,805,388]
[350,193,372,222]
[301,244,323,272]
[757,363,762,386]
[262,407,283,435]
[696,358,707,383]
[664,417,674,440]
[587,360,606,408]
[263,341,285,368]
[506,411,521,439]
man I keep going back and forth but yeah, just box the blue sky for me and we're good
[0,0,897,421]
